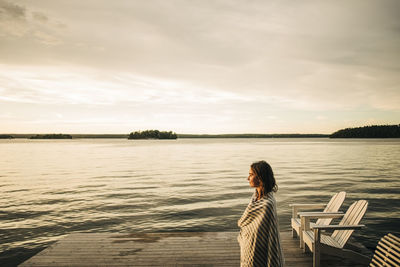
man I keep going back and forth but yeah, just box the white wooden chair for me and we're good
[300,200,370,267]
[370,233,400,267]
[290,191,346,248]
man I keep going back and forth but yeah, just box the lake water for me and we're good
[1,138,399,266]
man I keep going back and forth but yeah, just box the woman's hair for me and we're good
[251,160,278,198]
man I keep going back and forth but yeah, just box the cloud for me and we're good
[0,0,62,45]
[32,11,48,23]
[33,30,61,45]
[0,0,399,133]
[0,0,25,18]
[0,0,27,36]
[0,65,250,107]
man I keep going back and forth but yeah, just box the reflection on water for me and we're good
[1,138,399,265]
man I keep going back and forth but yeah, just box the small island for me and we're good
[128,130,177,140]
[29,134,73,139]
[330,125,400,138]
[0,134,14,139]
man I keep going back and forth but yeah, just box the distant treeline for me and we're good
[70,134,127,138]
[2,133,328,139]
[178,134,329,138]
[128,130,178,140]
[3,125,400,139]
[29,134,73,139]
[0,134,14,139]
[330,125,400,138]
[7,134,128,139]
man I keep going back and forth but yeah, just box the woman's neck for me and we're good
[256,187,263,200]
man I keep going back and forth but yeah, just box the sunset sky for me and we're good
[1,0,399,134]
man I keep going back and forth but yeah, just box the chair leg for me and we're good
[313,229,321,267]
[292,228,297,238]
[313,244,320,267]
[303,242,309,253]
[299,230,304,248]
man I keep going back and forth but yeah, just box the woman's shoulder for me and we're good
[260,192,276,206]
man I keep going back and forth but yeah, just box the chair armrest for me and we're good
[312,224,365,230]
[300,213,344,231]
[312,225,365,244]
[290,204,326,218]
[298,212,343,219]
[289,204,326,208]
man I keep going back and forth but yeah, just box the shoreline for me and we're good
[2,133,330,139]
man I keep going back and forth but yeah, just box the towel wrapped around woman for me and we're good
[238,161,284,267]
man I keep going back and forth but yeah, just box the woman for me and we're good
[238,160,284,267]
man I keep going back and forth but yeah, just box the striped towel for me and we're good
[238,191,284,267]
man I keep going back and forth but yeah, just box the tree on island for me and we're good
[128,130,177,140]
[29,134,73,139]
[330,125,400,138]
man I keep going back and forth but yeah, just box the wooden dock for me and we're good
[20,232,371,266]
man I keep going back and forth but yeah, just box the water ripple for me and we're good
[0,138,399,266]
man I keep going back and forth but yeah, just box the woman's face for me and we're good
[248,168,260,188]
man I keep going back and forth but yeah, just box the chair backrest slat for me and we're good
[317,191,346,225]
[369,233,400,267]
[336,200,368,247]
[332,200,368,247]
[369,258,382,267]
[332,200,358,243]
[387,233,400,246]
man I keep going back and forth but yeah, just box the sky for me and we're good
[1,0,399,134]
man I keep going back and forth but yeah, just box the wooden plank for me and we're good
[19,231,370,267]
